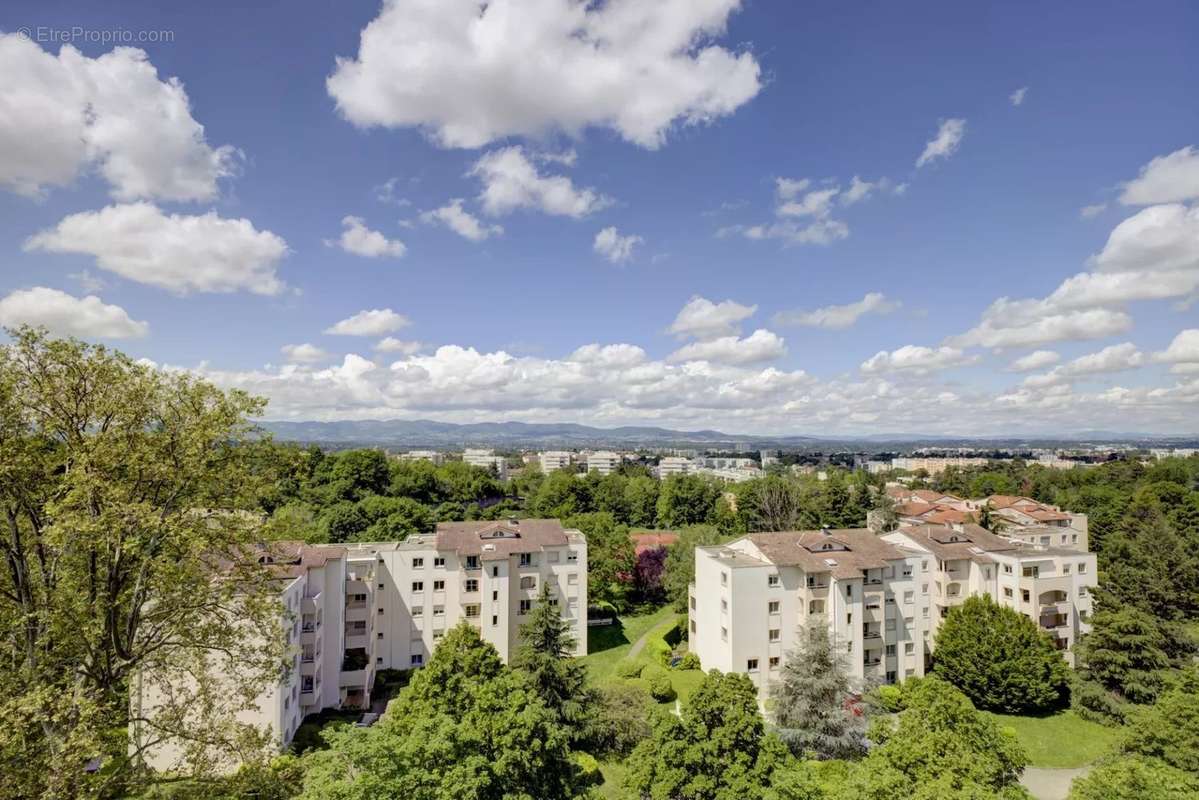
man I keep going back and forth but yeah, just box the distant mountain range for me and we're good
[256,419,1197,450]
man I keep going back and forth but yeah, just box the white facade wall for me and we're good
[586,451,621,475]
[538,451,573,473]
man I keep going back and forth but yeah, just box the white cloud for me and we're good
[1079,203,1107,219]
[949,303,1132,349]
[0,34,236,200]
[281,343,331,364]
[1120,146,1199,206]
[1006,350,1060,372]
[1153,329,1199,373]
[778,186,840,219]
[668,295,757,340]
[420,199,502,241]
[327,216,406,258]
[593,227,644,263]
[667,329,786,365]
[0,286,147,338]
[471,147,611,218]
[729,173,901,247]
[1089,203,1199,274]
[772,292,899,329]
[326,0,761,150]
[24,203,288,295]
[731,219,851,246]
[569,343,648,368]
[775,177,811,200]
[1023,343,1145,388]
[860,345,978,375]
[325,309,410,336]
[1009,87,1028,106]
[374,337,424,355]
[916,118,966,168]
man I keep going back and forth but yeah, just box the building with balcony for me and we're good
[656,456,694,477]
[463,448,508,478]
[538,450,574,473]
[135,519,587,772]
[586,451,622,475]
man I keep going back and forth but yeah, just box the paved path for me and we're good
[1021,767,1091,800]
[626,618,668,660]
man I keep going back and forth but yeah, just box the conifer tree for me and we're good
[512,582,594,740]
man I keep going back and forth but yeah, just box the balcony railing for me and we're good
[863,630,882,639]
[863,658,882,667]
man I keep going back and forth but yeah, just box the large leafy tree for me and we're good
[1119,669,1199,774]
[841,676,1030,800]
[662,524,728,612]
[656,474,721,528]
[0,329,285,799]
[624,670,788,800]
[512,583,594,740]
[1076,607,1171,704]
[564,512,635,610]
[770,624,868,760]
[932,595,1069,713]
[1068,757,1199,800]
[300,622,580,800]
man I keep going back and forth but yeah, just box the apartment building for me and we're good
[586,451,622,475]
[657,456,694,477]
[690,528,931,692]
[135,520,586,772]
[689,520,1097,693]
[463,448,508,479]
[395,450,445,465]
[885,489,1090,552]
[890,457,990,475]
[538,450,574,473]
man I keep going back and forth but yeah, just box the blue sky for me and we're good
[1,1,1197,434]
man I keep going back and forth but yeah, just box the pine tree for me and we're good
[770,623,868,759]
[512,582,594,741]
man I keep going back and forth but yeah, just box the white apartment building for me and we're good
[463,448,508,479]
[135,520,586,773]
[396,450,445,465]
[690,528,930,692]
[891,456,990,475]
[689,521,1097,693]
[657,456,694,477]
[586,451,622,475]
[539,450,574,473]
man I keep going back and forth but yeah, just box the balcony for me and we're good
[1040,613,1069,630]
[301,591,322,615]
[862,628,882,640]
[863,657,882,667]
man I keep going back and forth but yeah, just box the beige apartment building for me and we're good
[689,520,1096,693]
[538,450,574,473]
[463,448,509,478]
[586,451,622,475]
[134,519,586,773]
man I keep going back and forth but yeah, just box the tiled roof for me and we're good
[629,530,680,554]
[895,523,1019,562]
[747,528,906,578]
[434,518,571,556]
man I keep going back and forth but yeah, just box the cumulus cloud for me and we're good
[1022,343,1145,388]
[1089,203,1199,274]
[860,345,978,375]
[325,309,410,336]
[419,199,502,241]
[327,216,407,258]
[772,292,899,329]
[668,295,757,340]
[471,147,611,218]
[23,203,288,295]
[281,343,331,364]
[667,329,786,365]
[1006,350,1061,372]
[0,34,236,200]
[569,343,648,368]
[326,0,761,150]
[949,303,1132,349]
[0,286,147,338]
[726,173,901,247]
[916,118,966,168]
[1009,87,1028,106]
[374,337,424,355]
[1120,146,1199,205]
[1153,329,1199,374]
[593,227,644,263]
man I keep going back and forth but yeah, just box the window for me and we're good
[921,560,928,571]
[808,600,824,614]
[377,656,383,665]
[1079,586,1088,597]
[769,628,780,642]
[921,606,929,618]
[905,642,915,654]
[413,557,424,568]
[847,642,853,653]
[377,631,384,639]
[747,658,759,672]
[464,604,480,618]
[411,654,423,666]
[492,590,498,601]
[465,579,478,593]
[377,583,385,590]
[721,572,728,587]
[548,551,559,563]
[520,576,537,590]
[433,580,445,591]
[492,615,498,626]
[1023,566,1039,578]
[903,591,914,604]
[377,607,384,615]
[1071,534,1078,544]
[465,556,480,569]
[768,600,780,614]
[434,557,445,567]
[921,583,928,594]
[1022,589,1030,603]
[769,656,780,669]
[567,550,578,562]
[885,644,896,656]
[845,585,854,599]
[886,670,897,684]
[519,553,533,567]
[885,618,896,631]
[721,626,728,642]
[1040,536,1050,545]
[1063,564,1071,575]
[432,630,443,640]
[721,598,728,613]
[519,600,532,615]
[984,567,992,580]
[412,581,424,593]
[492,566,499,578]
[1003,564,1013,574]
[768,574,780,587]
[433,605,444,617]
[1078,562,1087,574]
[1003,587,1013,598]
[412,606,423,617]
[846,612,852,625]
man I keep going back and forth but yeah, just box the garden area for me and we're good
[980,710,1122,769]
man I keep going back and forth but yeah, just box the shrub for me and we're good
[644,668,675,702]
[1070,675,1128,726]
[614,660,644,679]
[677,651,701,670]
[581,683,654,757]
[874,684,904,713]
[646,636,673,668]
[572,752,602,787]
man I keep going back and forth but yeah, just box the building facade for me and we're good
[538,450,573,473]
[463,448,509,478]
[586,451,622,475]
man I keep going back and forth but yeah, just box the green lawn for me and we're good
[980,710,1122,768]
[581,605,676,683]
[596,759,629,799]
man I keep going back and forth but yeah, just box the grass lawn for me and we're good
[596,759,629,799]
[581,605,676,683]
[980,710,1122,768]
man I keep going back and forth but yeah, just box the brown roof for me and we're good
[215,540,346,581]
[897,524,1018,562]
[630,530,680,554]
[747,528,906,579]
[434,518,570,558]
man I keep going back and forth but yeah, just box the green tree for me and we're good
[662,525,729,612]
[624,670,788,800]
[1076,607,1170,704]
[0,329,285,799]
[932,595,1069,713]
[564,512,635,610]
[1119,670,1199,774]
[329,448,392,500]
[357,495,434,540]
[1068,757,1199,800]
[581,683,653,758]
[841,676,1030,800]
[656,474,720,528]
[770,624,868,759]
[623,476,661,528]
[532,469,592,518]
[512,583,594,740]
